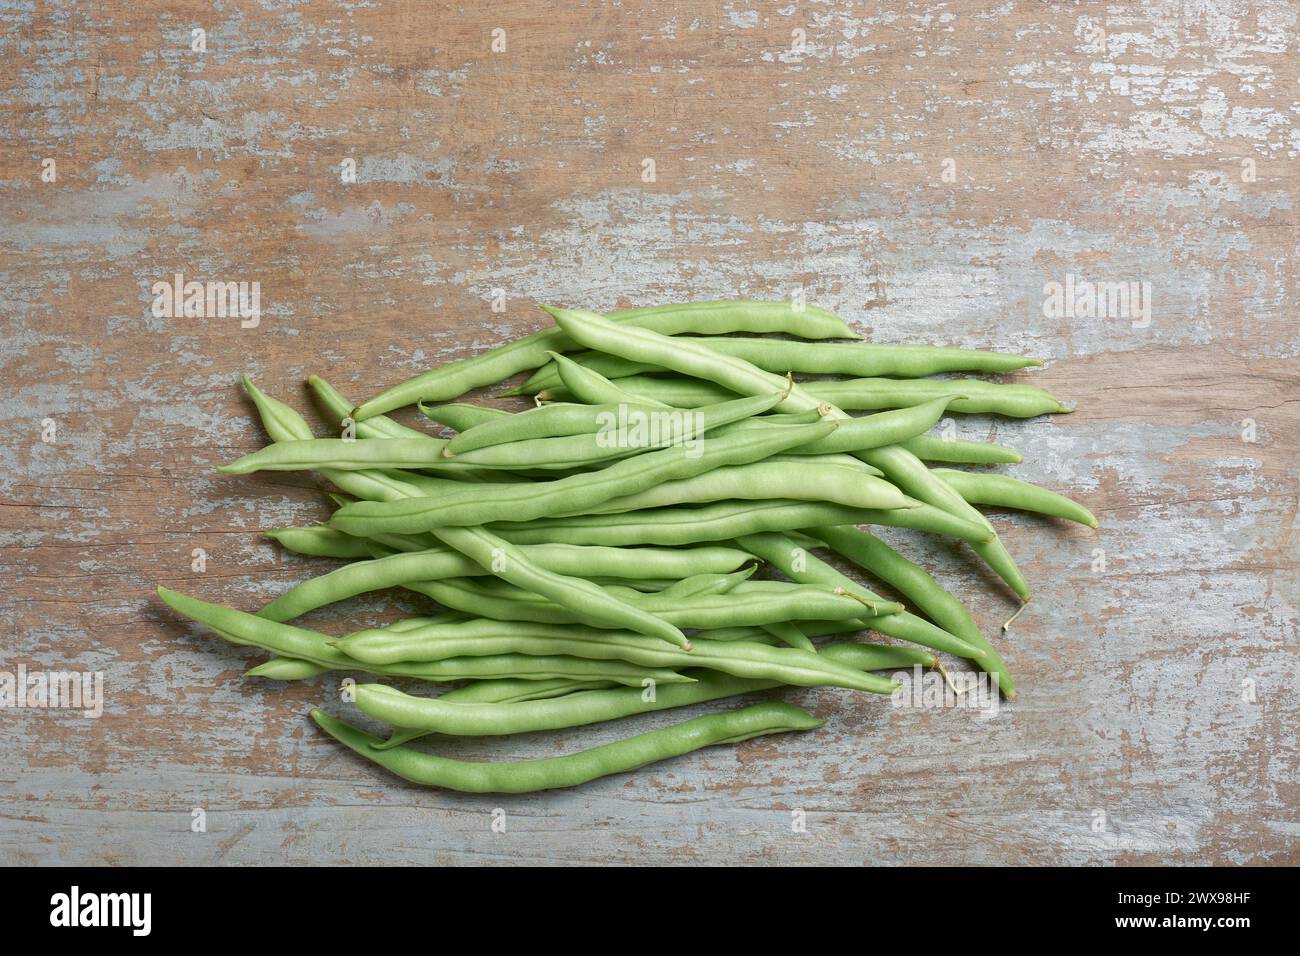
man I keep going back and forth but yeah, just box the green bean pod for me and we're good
[930,469,1098,527]
[491,498,991,547]
[447,390,789,470]
[405,577,891,629]
[264,526,374,559]
[809,525,1017,698]
[548,375,734,408]
[330,418,836,534]
[220,437,461,474]
[759,621,817,653]
[243,378,438,504]
[898,434,1023,464]
[520,336,1041,395]
[307,375,437,441]
[355,638,917,738]
[245,656,333,680]
[550,351,672,407]
[334,620,897,694]
[807,377,1070,418]
[419,402,511,432]
[311,700,823,793]
[352,300,859,420]
[446,401,677,454]
[159,587,690,687]
[563,462,913,516]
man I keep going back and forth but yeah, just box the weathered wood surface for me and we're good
[1,0,1296,865]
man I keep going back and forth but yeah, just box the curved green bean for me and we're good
[446,391,784,470]
[352,300,859,420]
[159,587,689,687]
[265,526,374,559]
[335,620,897,694]
[550,351,672,408]
[355,639,917,738]
[311,700,823,793]
[555,373,1068,419]
[419,402,511,432]
[245,656,333,680]
[931,469,1098,527]
[565,462,912,516]
[405,577,890,629]
[491,498,991,547]
[445,401,676,455]
[520,337,1041,394]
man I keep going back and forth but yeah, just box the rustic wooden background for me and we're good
[2,0,1296,865]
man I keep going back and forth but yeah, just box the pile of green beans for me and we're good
[160,298,1095,794]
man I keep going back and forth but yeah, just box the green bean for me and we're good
[352,300,859,420]
[330,417,834,535]
[264,526,374,559]
[769,397,958,456]
[734,532,986,661]
[655,568,756,598]
[334,620,898,694]
[257,547,478,621]
[445,391,784,470]
[311,700,823,793]
[159,587,689,687]
[375,676,623,749]
[547,375,733,408]
[307,375,435,441]
[511,352,656,395]
[765,453,883,476]
[564,372,1067,420]
[898,434,1023,465]
[809,525,1017,698]
[930,469,1098,527]
[445,401,674,455]
[361,639,930,744]
[419,402,511,432]
[430,525,691,648]
[220,437,463,474]
[760,621,817,653]
[245,656,333,680]
[491,498,991,547]
[438,677,617,705]
[550,351,672,408]
[520,337,1041,394]
[806,378,1070,418]
[559,461,913,516]
[405,576,890,629]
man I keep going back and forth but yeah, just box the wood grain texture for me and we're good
[1,0,1296,865]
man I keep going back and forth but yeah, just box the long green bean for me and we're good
[311,701,823,792]
[329,417,835,534]
[352,300,859,420]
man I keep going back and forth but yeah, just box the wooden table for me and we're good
[2,0,1295,865]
